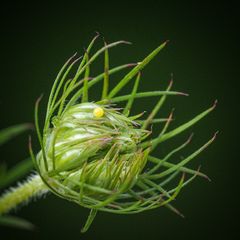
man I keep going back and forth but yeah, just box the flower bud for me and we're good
[37,103,149,204]
[31,37,215,223]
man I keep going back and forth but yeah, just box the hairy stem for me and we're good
[0,174,48,215]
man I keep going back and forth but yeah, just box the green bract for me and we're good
[0,34,217,233]
[38,102,150,202]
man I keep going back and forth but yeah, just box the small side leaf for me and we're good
[0,124,32,146]
[0,215,35,231]
[0,158,33,189]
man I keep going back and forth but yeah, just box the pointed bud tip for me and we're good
[95,31,100,37]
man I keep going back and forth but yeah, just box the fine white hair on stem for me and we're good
[0,174,48,215]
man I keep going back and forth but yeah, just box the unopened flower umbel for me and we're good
[0,34,217,232]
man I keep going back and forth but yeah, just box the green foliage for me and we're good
[0,157,33,189]
[0,124,34,230]
[0,124,32,146]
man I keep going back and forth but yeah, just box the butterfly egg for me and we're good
[93,107,104,118]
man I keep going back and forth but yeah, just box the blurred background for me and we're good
[0,1,239,239]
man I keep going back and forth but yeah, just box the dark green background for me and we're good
[0,1,239,239]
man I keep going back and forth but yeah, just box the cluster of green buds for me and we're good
[0,33,217,232]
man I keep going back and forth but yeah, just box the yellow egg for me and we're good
[93,107,104,118]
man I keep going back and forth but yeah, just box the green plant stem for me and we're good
[0,175,47,215]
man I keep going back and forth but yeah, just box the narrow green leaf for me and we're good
[157,173,185,207]
[146,134,193,175]
[77,32,100,74]
[158,101,217,144]
[75,41,131,83]
[108,41,168,98]
[103,90,186,104]
[46,53,77,117]
[63,63,136,112]
[136,118,172,124]
[159,170,180,187]
[79,162,87,202]
[169,163,208,179]
[101,41,109,99]
[166,169,200,195]
[81,209,98,233]
[151,109,174,149]
[82,51,90,103]
[34,96,48,171]
[161,163,209,181]
[142,100,217,148]
[123,72,141,115]
[142,80,173,130]
[49,57,81,117]
[0,124,32,146]
[128,112,145,121]
[28,137,62,198]
[0,157,33,189]
[148,132,218,179]
[0,215,35,230]
[141,178,171,198]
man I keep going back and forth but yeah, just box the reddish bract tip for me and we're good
[178,92,189,96]
[164,40,170,45]
[205,175,212,182]
[197,165,211,182]
[168,205,185,218]
[36,94,44,105]
[72,52,78,57]
[127,63,138,67]
[94,31,100,37]
[138,111,146,118]
[211,99,218,109]
[187,133,194,143]
[213,131,219,139]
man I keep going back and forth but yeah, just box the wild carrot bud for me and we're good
[37,102,150,201]
[0,34,216,232]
